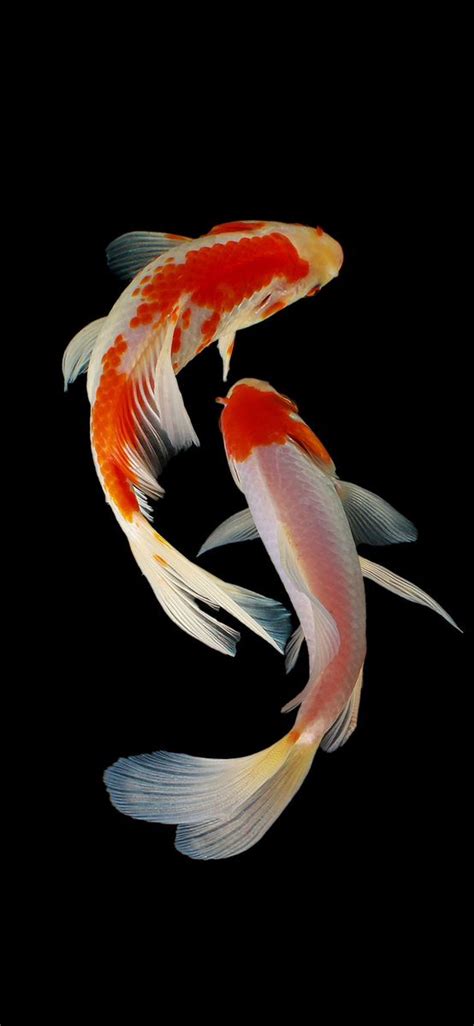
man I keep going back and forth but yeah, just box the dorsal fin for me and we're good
[106,231,192,281]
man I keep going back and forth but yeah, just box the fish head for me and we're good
[293,224,344,289]
[218,378,335,475]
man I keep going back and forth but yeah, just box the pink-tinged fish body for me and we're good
[64,221,343,655]
[104,380,459,859]
[231,422,366,740]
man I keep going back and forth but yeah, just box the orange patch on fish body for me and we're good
[127,233,309,335]
[91,335,140,520]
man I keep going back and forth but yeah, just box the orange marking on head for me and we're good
[207,220,267,235]
[261,300,286,319]
[182,307,192,329]
[220,383,333,467]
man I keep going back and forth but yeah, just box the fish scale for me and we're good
[65,220,343,653]
[104,378,458,858]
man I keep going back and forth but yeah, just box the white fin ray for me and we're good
[321,664,364,753]
[360,557,461,629]
[154,324,200,454]
[217,331,236,381]
[337,481,417,545]
[104,737,290,825]
[62,318,107,389]
[105,732,319,860]
[110,319,199,518]
[197,508,259,557]
[126,517,292,656]
[175,740,318,860]
[284,624,305,674]
[106,231,192,281]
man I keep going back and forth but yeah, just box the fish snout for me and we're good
[309,228,344,285]
[321,234,344,283]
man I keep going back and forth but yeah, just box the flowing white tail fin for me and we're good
[122,513,291,656]
[105,729,319,859]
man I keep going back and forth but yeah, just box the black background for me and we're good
[39,101,469,988]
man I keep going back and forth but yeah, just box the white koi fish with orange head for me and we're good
[105,379,459,859]
[63,221,342,654]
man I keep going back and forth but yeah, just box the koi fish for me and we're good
[63,220,342,654]
[104,379,459,859]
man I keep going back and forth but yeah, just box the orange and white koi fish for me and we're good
[104,380,459,859]
[63,221,342,654]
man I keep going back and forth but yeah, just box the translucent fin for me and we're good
[337,481,417,545]
[285,625,305,674]
[125,516,291,656]
[105,730,319,860]
[154,323,200,453]
[106,231,192,281]
[197,508,258,557]
[360,557,461,630]
[105,733,293,825]
[106,317,198,519]
[321,664,364,753]
[217,331,236,381]
[62,317,107,389]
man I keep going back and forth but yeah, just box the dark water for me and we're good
[35,110,469,999]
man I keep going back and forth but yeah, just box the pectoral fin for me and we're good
[337,481,417,545]
[197,508,258,557]
[217,332,236,381]
[154,320,200,455]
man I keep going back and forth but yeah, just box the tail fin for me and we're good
[105,729,318,859]
[123,513,291,656]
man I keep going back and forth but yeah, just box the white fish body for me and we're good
[104,380,459,859]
